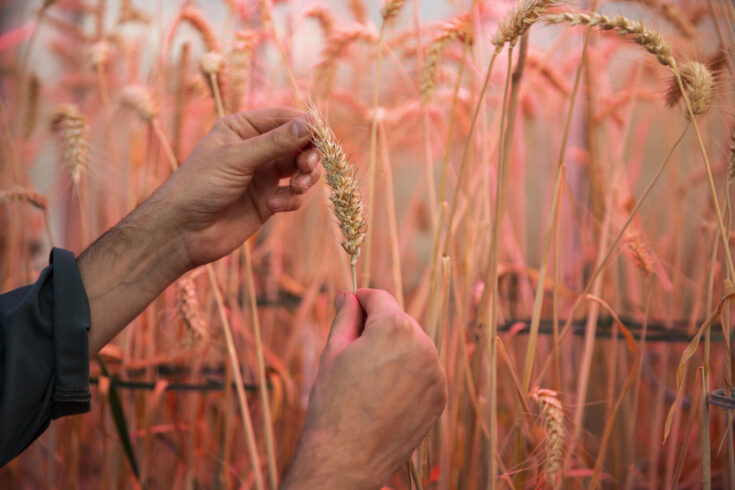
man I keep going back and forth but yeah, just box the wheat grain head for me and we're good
[50,104,89,186]
[544,12,675,68]
[420,13,472,105]
[305,100,366,265]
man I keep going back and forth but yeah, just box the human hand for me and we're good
[281,289,447,490]
[156,107,320,269]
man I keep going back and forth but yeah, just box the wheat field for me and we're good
[1,0,734,488]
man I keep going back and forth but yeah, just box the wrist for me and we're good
[281,432,377,490]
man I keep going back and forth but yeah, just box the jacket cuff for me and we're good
[49,248,92,418]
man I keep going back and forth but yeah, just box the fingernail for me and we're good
[268,196,285,210]
[307,150,319,168]
[335,292,346,310]
[291,117,309,139]
[296,174,311,187]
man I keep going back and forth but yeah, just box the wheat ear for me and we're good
[304,5,335,37]
[50,104,88,187]
[666,61,714,118]
[121,85,178,172]
[494,0,556,49]
[420,13,473,105]
[625,230,654,276]
[381,0,406,22]
[227,30,258,114]
[532,389,564,486]
[200,51,226,117]
[0,187,47,210]
[306,101,366,293]
[176,275,208,345]
[544,12,675,68]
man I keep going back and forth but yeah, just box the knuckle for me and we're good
[387,312,413,333]
[269,127,292,149]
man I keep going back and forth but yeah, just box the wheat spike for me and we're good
[305,100,366,270]
[666,61,713,118]
[304,5,335,37]
[50,104,88,186]
[121,84,157,121]
[381,0,406,22]
[87,40,110,70]
[119,0,151,25]
[493,0,555,50]
[544,12,675,68]
[532,388,564,486]
[179,6,220,53]
[176,275,208,345]
[23,73,40,140]
[625,230,654,276]
[228,30,257,113]
[349,0,367,23]
[315,26,378,97]
[200,51,224,75]
[420,13,473,105]
[0,187,47,210]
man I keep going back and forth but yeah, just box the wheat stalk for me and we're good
[50,104,89,186]
[22,73,39,140]
[306,100,366,293]
[179,6,221,53]
[420,13,472,105]
[532,389,564,486]
[544,12,675,68]
[666,61,714,118]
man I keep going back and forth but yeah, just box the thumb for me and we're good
[322,292,364,364]
[228,116,311,173]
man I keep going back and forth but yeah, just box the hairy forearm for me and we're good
[78,192,191,356]
[280,433,376,490]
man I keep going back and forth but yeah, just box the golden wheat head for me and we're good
[544,12,674,68]
[493,0,556,50]
[666,61,713,118]
[121,84,157,121]
[305,100,366,264]
[420,13,473,105]
[50,104,89,186]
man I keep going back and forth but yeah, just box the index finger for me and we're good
[224,107,305,139]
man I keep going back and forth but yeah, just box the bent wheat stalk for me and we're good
[363,0,406,289]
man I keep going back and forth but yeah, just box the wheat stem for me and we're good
[362,22,387,289]
[206,265,265,490]
[243,243,279,489]
[485,45,514,490]
[673,69,735,277]
[209,73,226,120]
[535,124,689,385]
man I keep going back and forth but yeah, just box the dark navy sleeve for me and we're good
[0,248,91,467]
